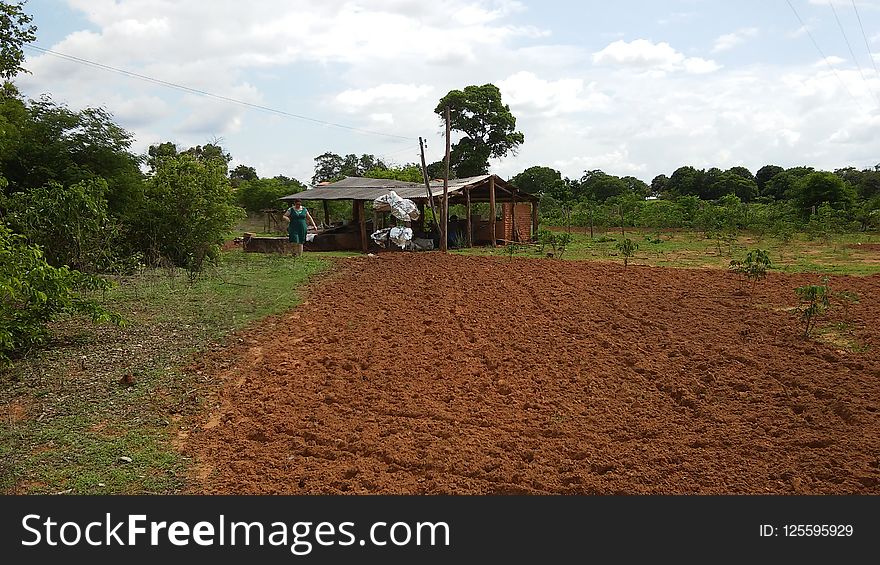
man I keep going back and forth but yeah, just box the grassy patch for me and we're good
[456,228,880,276]
[815,322,871,353]
[0,250,330,494]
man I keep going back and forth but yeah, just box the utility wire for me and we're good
[851,0,880,78]
[24,44,416,141]
[828,1,880,106]
[785,0,865,110]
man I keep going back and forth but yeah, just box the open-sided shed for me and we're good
[280,174,539,253]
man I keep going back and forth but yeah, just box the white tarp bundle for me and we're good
[374,191,420,221]
[371,227,413,249]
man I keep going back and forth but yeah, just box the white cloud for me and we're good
[497,71,610,116]
[814,56,847,67]
[335,84,434,110]
[788,25,812,39]
[712,28,758,53]
[592,39,721,74]
[553,145,647,176]
[369,113,394,125]
[16,0,880,184]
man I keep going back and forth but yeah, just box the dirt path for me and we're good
[185,254,880,494]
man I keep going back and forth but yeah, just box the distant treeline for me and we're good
[509,165,880,235]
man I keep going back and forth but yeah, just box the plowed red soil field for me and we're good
[185,254,880,494]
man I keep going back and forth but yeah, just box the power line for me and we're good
[851,0,880,78]
[828,1,880,106]
[23,44,416,142]
[784,0,865,110]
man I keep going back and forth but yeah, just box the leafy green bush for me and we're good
[2,178,121,272]
[806,203,857,241]
[795,278,831,338]
[554,232,572,258]
[729,249,771,292]
[536,230,572,258]
[615,238,638,267]
[136,154,244,272]
[0,225,121,364]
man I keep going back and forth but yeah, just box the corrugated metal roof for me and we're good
[279,174,522,201]
[283,185,454,201]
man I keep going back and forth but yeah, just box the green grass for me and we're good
[0,250,331,494]
[456,228,880,276]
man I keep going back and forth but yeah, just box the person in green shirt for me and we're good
[283,198,318,257]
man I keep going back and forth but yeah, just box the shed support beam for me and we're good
[466,187,473,248]
[356,200,367,254]
[489,175,496,247]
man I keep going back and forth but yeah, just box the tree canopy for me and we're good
[435,84,524,178]
[312,152,386,184]
[0,0,37,80]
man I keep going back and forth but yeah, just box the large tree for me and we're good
[311,152,386,184]
[578,169,627,202]
[755,165,784,195]
[791,171,857,212]
[666,166,703,198]
[1,91,144,215]
[435,84,524,178]
[365,163,422,183]
[510,166,563,195]
[0,0,37,80]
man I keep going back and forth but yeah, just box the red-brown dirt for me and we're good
[184,254,880,494]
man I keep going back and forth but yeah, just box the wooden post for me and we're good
[466,187,473,247]
[323,200,330,226]
[489,175,496,246]
[531,201,538,239]
[356,200,367,253]
[620,205,625,237]
[419,136,439,233]
[441,108,450,252]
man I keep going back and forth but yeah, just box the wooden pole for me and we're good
[323,200,330,226]
[419,136,439,233]
[465,187,473,247]
[357,200,367,253]
[620,205,625,237]
[489,175,496,246]
[442,108,450,252]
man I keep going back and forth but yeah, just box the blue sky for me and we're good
[17,0,880,184]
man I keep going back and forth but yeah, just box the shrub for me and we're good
[729,249,772,292]
[795,278,831,338]
[136,154,244,273]
[2,178,120,273]
[536,230,572,258]
[616,238,638,267]
[554,232,572,258]
[0,225,122,365]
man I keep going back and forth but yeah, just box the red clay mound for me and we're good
[184,254,880,494]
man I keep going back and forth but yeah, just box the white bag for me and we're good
[374,191,420,221]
